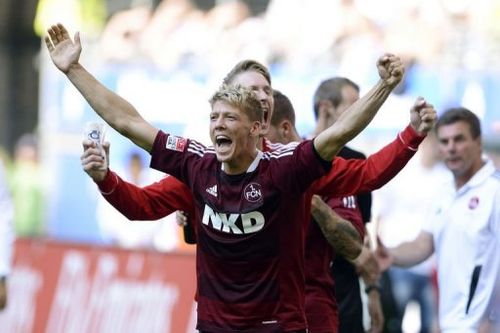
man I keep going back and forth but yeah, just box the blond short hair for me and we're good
[209,84,263,122]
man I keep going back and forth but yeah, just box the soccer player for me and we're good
[46,23,419,332]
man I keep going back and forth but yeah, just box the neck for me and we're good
[290,130,301,142]
[454,159,486,190]
[223,149,258,175]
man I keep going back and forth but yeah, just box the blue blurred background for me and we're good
[1,0,500,246]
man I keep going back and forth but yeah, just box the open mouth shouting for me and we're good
[215,135,233,156]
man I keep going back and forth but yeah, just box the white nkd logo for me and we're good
[202,205,265,234]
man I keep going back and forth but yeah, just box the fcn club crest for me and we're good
[244,183,262,202]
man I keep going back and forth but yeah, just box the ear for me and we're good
[281,120,291,137]
[250,121,262,137]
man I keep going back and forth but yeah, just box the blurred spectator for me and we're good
[373,133,447,332]
[375,108,500,333]
[96,149,178,251]
[0,159,14,310]
[10,134,45,237]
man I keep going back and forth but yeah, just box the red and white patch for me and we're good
[468,196,479,210]
[165,136,187,152]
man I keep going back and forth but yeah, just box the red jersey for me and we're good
[96,125,424,332]
[150,133,329,332]
[304,196,365,333]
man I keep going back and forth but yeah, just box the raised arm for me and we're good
[312,97,437,196]
[45,23,157,152]
[313,54,404,160]
[81,140,195,220]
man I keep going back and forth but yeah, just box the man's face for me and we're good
[231,71,274,135]
[266,122,283,144]
[329,85,359,125]
[209,101,259,167]
[437,121,482,178]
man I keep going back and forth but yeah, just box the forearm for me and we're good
[390,240,433,267]
[311,197,362,259]
[312,125,424,197]
[67,64,156,151]
[97,171,194,220]
[314,80,394,160]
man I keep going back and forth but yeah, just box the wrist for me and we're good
[96,169,118,195]
[399,125,425,151]
[365,283,381,294]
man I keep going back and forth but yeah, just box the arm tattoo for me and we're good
[311,196,362,260]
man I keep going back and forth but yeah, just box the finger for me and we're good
[81,149,101,161]
[74,31,81,47]
[82,139,96,150]
[44,36,54,52]
[48,27,58,43]
[58,23,70,40]
[83,161,103,172]
[53,23,64,42]
[82,153,105,165]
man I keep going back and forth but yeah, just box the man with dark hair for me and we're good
[310,77,384,333]
[376,107,500,333]
[267,88,436,333]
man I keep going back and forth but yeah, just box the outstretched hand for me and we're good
[376,53,404,88]
[409,97,437,135]
[44,23,82,73]
[374,236,393,272]
[81,140,109,182]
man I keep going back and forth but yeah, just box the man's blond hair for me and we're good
[209,85,263,122]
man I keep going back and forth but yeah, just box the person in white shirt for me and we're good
[0,161,14,310]
[373,133,448,332]
[375,107,500,333]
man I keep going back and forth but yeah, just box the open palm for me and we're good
[44,23,82,73]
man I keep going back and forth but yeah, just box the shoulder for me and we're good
[262,141,300,160]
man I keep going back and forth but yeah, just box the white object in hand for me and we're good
[84,122,107,170]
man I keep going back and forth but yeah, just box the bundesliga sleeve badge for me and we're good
[166,135,187,152]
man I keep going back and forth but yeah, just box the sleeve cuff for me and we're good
[398,125,426,151]
[96,170,119,195]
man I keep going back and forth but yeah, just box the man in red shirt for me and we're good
[46,22,433,332]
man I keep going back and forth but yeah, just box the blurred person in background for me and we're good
[310,77,429,333]
[269,87,384,333]
[10,134,44,237]
[95,149,178,250]
[373,132,446,333]
[0,159,14,310]
[375,107,500,333]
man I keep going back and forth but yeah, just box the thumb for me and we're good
[376,236,385,249]
[74,31,81,46]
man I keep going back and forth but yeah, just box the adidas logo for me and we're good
[206,184,217,197]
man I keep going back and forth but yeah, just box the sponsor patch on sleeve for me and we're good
[165,135,187,152]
